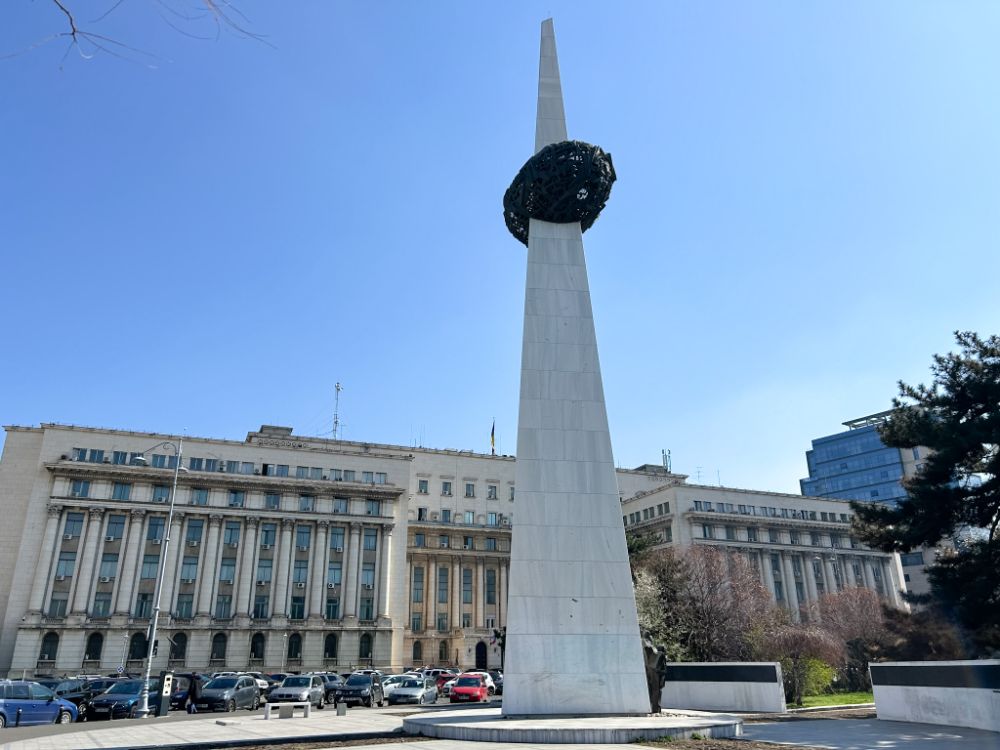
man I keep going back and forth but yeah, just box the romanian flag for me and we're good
[491,420,495,455]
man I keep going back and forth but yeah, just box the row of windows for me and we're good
[68,481,383,515]
[67,448,389,485]
[691,500,852,523]
[625,502,670,525]
[412,533,502,551]
[701,524,854,547]
[410,566,497,604]
[414,508,508,526]
[417,479,511,500]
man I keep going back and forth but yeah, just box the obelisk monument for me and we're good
[501,19,652,716]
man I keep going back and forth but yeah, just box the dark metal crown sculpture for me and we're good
[503,140,616,246]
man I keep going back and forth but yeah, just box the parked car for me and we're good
[314,673,345,703]
[268,675,325,708]
[449,673,489,703]
[380,674,408,699]
[244,672,271,692]
[433,669,460,690]
[85,679,162,720]
[0,680,78,727]
[489,670,503,695]
[169,674,207,711]
[53,677,119,717]
[440,676,458,697]
[333,672,384,707]
[465,670,496,695]
[195,675,260,712]
[387,677,437,705]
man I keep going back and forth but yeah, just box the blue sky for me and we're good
[3,2,999,494]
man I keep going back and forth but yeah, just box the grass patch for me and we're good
[799,691,873,707]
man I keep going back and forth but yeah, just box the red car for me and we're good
[449,673,488,703]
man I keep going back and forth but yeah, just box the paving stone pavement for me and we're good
[742,717,1000,750]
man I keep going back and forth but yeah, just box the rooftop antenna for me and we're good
[696,466,703,483]
[333,382,343,440]
[662,449,671,473]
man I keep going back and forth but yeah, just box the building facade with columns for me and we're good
[0,423,904,677]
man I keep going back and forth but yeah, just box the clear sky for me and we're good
[3,2,999,495]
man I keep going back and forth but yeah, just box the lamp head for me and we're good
[133,456,149,466]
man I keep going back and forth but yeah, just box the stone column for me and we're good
[761,552,776,601]
[28,505,64,613]
[862,557,876,590]
[781,554,800,622]
[824,556,839,594]
[498,562,507,627]
[427,558,438,627]
[882,559,903,608]
[272,519,294,617]
[236,517,259,617]
[342,523,361,618]
[69,509,102,614]
[114,510,146,614]
[804,556,819,604]
[196,515,223,615]
[846,557,859,587]
[309,521,329,618]
[378,527,393,619]
[451,558,462,628]
[475,558,485,628]
[157,511,185,622]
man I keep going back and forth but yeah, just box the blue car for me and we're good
[0,680,78,727]
[85,679,162,720]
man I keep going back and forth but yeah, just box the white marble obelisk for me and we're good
[502,19,652,716]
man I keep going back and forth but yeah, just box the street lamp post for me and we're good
[133,438,184,719]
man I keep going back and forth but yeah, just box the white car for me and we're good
[440,676,458,696]
[380,674,407,698]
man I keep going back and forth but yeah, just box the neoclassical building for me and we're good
[0,423,905,677]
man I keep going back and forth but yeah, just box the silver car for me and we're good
[267,675,325,708]
[387,676,438,705]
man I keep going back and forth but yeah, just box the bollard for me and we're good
[336,702,347,716]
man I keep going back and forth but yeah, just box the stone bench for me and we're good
[263,701,311,719]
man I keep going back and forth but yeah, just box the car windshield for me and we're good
[205,678,237,689]
[401,679,421,688]
[282,677,310,687]
[345,675,371,686]
[55,680,82,693]
[106,680,145,694]
[456,677,480,687]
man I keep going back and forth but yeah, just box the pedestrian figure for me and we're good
[187,675,200,714]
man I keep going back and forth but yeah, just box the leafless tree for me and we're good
[761,624,845,706]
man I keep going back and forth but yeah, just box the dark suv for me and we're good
[53,678,119,717]
[333,673,384,707]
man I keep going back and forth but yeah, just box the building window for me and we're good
[151,485,170,502]
[509,486,515,501]
[464,511,474,524]
[326,598,340,620]
[186,519,204,544]
[486,569,496,604]
[411,614,422,632]
[220,521,238,546]
[333,497,349,514]
[299,495,315,512]
[366,499,381,516]
[48,594,68,618]
[438,567,448,603]
[293,560,308,584]
[259,523,276,546]
[414,533,425,548]
[296,526,311,549]
[360,597,374,620]
[242,462,255,475]
[181,556,198,579]
[112,482,132,501]
[265,493,280,510]
[135,593,152,618]
[274,464,288,477]
[112,450,128,465]
[219,557,236,581]
[418,479,429,494]
[140,554,159,579]
[64,513,84,537]
[484,537,497,551]
[92,593,111,617]
[487,484,497,499]
[215,595,232,619]
[294,466,308,479]
[106,514,125,540]
[191,488,209,506]
[328,561,341,586]
[362,562,375,588]
[290,597,305,620]
[439,535,450,549]
[147,517,165,541]
[702,524,714,539]
[465,483,475,498]
[359,632,373,660]
[55,552,76,577]
[464,536,474,550]
[228,490,245,508]
[252,596,269,619]
[362,471,374,483]
[99,553,118,579]
[462,612,471,627]
[70,480,90,498]
[441,509,451,523]
[188,457,204,471]
[363,528,377,550]
[900,551,925,566]
[343,470,355,483]
[329,526,345,550]
[256,558,272,582]
[747,527,758,543]
[768,528,780,544]
[437,613,448,632]
[175,593,194,618]
[463,568,473,604]
[210,633,227,661]
[725,526,736,541]
[412,567,424,602]
[375,472,387,484]
[789,530,800,545]
[487,512,498,526]
[810,532,821,546]
[417,507,428,521]
[250,633,265,659]
[442,481,452,496]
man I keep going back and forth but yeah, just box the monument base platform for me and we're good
[402,706,742,744]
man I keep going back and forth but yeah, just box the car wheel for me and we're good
[128,705,138,719]
[56,709,73,724]
[488,687,495,696]
[317,695,325,710]
[0,713,6,728]
[250,696,260,711]
[363,696,372,708]
[227,699,236,713]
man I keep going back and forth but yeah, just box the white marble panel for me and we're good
[519,370,605,402]
[506,633,646,675]
[516,427,615,464]
[527,236,587,265]
[516,458,620,497]
[507,594,643,636]
[518,398,608,432]
[510,524,626,563]
[525,263,591,293]
[519,342,601,376]
[523,314,598,346]
[511,559,634,598]
[524,288,594,319]
[503,670,649,716]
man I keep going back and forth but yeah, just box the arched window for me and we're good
[324,633,338,660]
[287,633,302,660]
[250,633,266,660]
[39,632,59,662]
[438,640,448,663]
[170,632,187,661]
[84,633,103,661]
[359,632,373,660]
[210,633,227,661]
[129,632,147,661]
[412,641,422,663]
